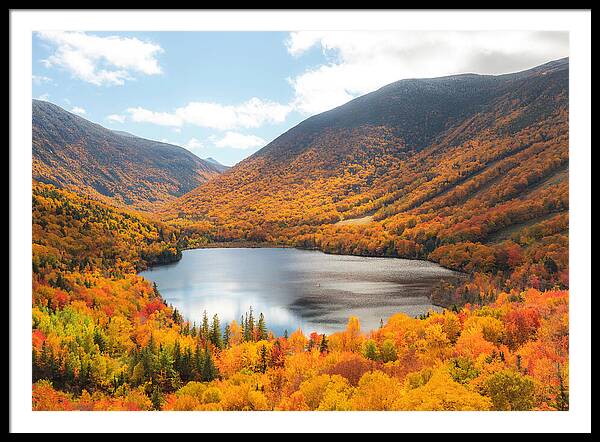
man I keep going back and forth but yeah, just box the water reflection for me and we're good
[139,248,460,335]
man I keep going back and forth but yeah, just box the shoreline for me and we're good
[189,241,294,249]
[186,241,466,275]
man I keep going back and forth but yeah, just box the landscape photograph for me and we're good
[9,9,591,435]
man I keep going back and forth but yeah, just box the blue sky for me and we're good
[32,31,569,166]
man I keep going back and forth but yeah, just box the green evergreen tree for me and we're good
[258,344,268,373]
[363,340,379,361]
[181,347,193,382]
[32,348,40,381]
[79,360,92,391]
[93,327,107,352]
[151,384,163,410]
[555,362,569,410]
[210,314,223,349]
[257,312,267,341]
[173,340,182,373]
[201,310,210,342]
[193,343,204,380]
[240,315,246,341]
[247,307,255,341]
[152,281,160,298]
[172,308,183,325]
[223,324,231,349]
[202,346,219,382]
[148,333,157,354]
[319,334,328,354]
[157,345,179,391]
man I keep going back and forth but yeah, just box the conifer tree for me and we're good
[210,314,223,349]
[243,313,249,342]
[181,347,193,382]
[173,340,182,373]
[259,344,268,373]
[148,333,157,355]
[152,281,160,298]
[248,307,255,341]
[555,362,569,411]
[157,345,178,390]
[201,310,210,342]
[223,324,231,349]
[93,327,107,352]
[319,334,328,354]
[257,312,267,341]
[240,315,246,341]
[172,308,183,325]
[32,348,40,381]
[193,343,204,380]
[202,346,219,382]
[151,383,163,410]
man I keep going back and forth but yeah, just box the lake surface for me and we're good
[139,248,460,335]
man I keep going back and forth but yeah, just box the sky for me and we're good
[32,31,569,166]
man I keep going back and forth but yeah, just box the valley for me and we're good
[30,58,570,411]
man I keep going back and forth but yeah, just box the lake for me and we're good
[139,248,461,335]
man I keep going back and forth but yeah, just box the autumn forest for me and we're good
[31,58,570,412]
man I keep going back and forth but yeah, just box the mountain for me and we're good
[203,157,230,173]
[167,58,568,293]
[32,99,224,211]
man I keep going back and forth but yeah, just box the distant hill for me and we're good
[203,157,230,173]
[32,100,224,210]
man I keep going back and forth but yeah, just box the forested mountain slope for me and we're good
[31,181,569,411]
[166,59,569,301]
[32,100,224,211]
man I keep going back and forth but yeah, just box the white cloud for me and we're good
[36,31,163,86]
[184,138,204,150]
[71,106,86,115]
[286,31,569,115]
[126,97,291,131]
[212,132,265,150]
[127,107,182,127]
[36,93,50,102]
[106,114,125,123]
[32,75,53,85]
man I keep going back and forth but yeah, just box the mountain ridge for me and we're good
[246,57,568,166]
[32,99,224,211]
